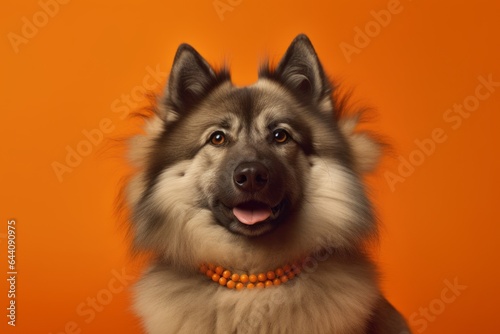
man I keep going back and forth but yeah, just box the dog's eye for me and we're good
[210,131,226,146]
[273,129,289,144]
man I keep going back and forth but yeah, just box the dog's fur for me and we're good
[124,34,410,333]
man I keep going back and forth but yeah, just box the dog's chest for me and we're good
[133,262,379,334]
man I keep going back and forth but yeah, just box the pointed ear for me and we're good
[164,44,230,115]
[260,34,332,106]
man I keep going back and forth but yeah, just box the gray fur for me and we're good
[124,34,410,333]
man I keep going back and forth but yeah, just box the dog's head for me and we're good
[126,35,381,270]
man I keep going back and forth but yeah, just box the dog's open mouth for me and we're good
[220,200,284,237]
[232,201,281,225]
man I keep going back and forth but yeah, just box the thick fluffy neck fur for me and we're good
[134,254,380,334]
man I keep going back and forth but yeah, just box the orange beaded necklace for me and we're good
[200,261,303,290]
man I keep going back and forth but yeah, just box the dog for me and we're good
[124,34,410,333]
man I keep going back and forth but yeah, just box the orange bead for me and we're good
[202,262,300,290]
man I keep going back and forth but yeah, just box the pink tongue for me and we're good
[233,204,272,225]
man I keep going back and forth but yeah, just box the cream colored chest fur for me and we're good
[133,259,380,334]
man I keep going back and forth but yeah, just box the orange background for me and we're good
[2,0,500,333]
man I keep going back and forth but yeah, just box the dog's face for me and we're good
[193,87,309,237]
[126,35,381,268]
[181,82,354,238]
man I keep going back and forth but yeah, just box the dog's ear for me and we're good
[163,44,230,116]
[260,34,332,108]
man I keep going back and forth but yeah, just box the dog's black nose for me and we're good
[233,162,269,192]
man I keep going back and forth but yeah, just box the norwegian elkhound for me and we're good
[124,34,410,333]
